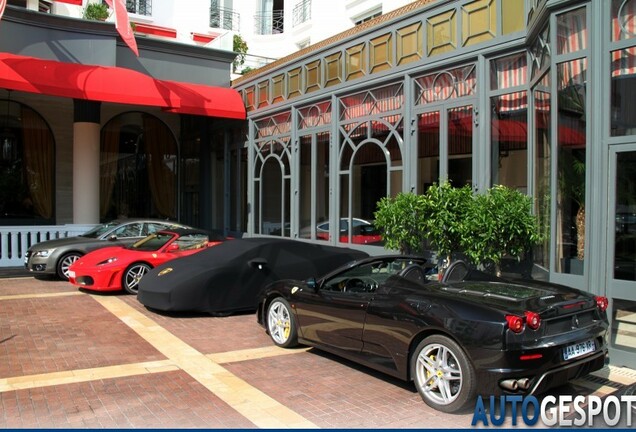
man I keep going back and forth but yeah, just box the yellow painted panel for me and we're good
[370,33,393,74]
[345,43,366,81]
[271,74,284,103]
[257,80,269,108]
[325,52,343,87]
[304,60,321,93]
[244,86,255,112]
[427,9,456,56]
[462,0,496,47]
[397,22,422,65]
[287,67,301,99]
[502,0,525,34]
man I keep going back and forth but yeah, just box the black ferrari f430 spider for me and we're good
[257,255,609,413]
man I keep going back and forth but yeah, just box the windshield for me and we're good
[127,233,174,251]
[80,221,121,238]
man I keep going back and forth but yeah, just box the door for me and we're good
[607,146,636,368]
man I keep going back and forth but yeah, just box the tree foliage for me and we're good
[374,182,542,269]
[83,2,110,21]
[232,34,248,72]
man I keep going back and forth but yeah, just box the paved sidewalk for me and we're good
[0,275,634,428]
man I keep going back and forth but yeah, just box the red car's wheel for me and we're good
[122,263,151,295]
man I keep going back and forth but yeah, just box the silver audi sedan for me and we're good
[25,219,190,280]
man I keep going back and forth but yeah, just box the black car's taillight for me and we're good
[524,311,541,330]
[506,311,542,333]
[506,315,524,333]
[595,296,609,312]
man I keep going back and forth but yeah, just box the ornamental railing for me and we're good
[126,0,151,16]
[293,0,311,27]
[210,4,240,31]
[254,10,284,35]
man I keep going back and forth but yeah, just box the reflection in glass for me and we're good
[0,99,55,225]
[340,143,386,245]
[610,47,636,136]
[417,111,440,193]
[533,82,551,271]
[614,151,636,281]
[101,112,177,221]
[611,299,636,354]
[299,133,330,241]
[448,106,473,187]
[491,92,528,189]
[556,58,587,275]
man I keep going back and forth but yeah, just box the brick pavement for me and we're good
[0,275,634,428]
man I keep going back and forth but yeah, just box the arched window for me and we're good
[0,99,55,225]
[100,112,178,221]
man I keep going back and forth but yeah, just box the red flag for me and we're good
[105,0,138,56]
[0,0,7,22]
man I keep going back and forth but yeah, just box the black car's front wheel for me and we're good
[411,335,476,413]
[122,263,151,295]
[266,298,298,348]
[57,252,82,280]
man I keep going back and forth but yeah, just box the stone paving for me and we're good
[0,275,634,429]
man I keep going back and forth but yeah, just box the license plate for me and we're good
[563,339,595,360]
[68,270,75,279]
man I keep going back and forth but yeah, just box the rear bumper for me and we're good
[528,349,608,395]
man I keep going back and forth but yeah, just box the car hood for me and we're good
[70,246,126,268]
[28,236,105,251]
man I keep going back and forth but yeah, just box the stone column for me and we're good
[72,100,101,224]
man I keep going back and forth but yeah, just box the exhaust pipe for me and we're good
[517,378,531,390]
[499,379,519,391]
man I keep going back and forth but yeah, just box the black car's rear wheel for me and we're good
[57,252,82,280]
[122,263,151,295]
[266,298,298,348]
[411,335,476,413]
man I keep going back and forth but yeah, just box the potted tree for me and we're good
[374,182,542,278]
[83,2,110,21]
[461,185,542,275]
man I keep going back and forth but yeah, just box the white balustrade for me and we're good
[0,224,96,267]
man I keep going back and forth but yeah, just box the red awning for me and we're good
[0,53,245,119]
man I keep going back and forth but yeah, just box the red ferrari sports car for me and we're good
[68,228,224,294]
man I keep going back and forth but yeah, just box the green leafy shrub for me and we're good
[83,3,110,21]
[461,185,542,269]
[374,182,542,271]
[374,192,429,255]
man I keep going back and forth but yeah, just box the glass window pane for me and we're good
[448,106,473,187]
[533,81,551,272]
[491,92,528,190]
[490,52,527,90]
[612,0,636,42]
[611,299,636,354]
[556,59,587,275]
[614,151,636,281]
[417,111,440,194]
[1,100,55,225]
[611,47,636,136]
[557,7,587,55]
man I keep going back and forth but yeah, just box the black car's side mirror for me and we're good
[306,278,318,291]
[248,257,268,270]
[108,235,117,241]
